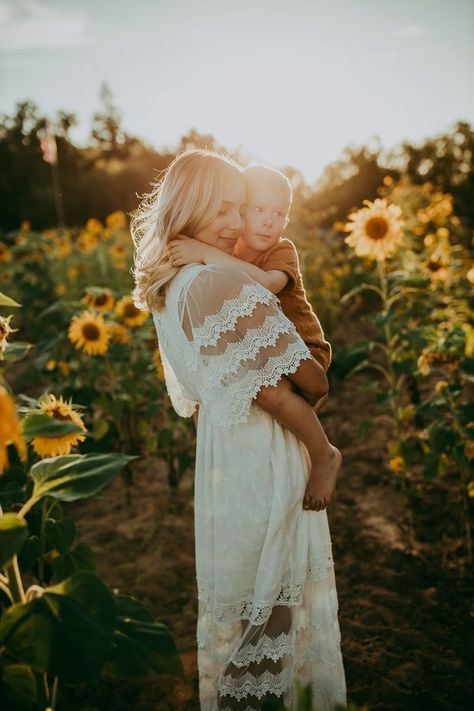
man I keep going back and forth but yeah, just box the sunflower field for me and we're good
[1,156,473,709]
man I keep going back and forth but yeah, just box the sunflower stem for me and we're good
[376,259,416,550]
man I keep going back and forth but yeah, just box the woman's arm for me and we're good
[168,236,288,294]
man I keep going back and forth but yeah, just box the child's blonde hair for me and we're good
[243,164,292,208]
[130,149,243,312]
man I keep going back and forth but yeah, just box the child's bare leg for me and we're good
[255,378,341,511]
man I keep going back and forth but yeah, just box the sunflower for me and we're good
[423,252,450,283]
[77,230,99,253]
[0,388,27,474]
[67,265,82,280]
[0,242,11,262]
[108,322,130,344]
[86,218,103,234]
[467,264,474,284]
[115,296,149,327]
[53,235,73,259]
[32,394,86,458]
[68,310,110,355]
[388,455,404,474]
[83,288,115,312]
[344,198,403,261]
[106,211,127,230]
[0,315,18,355]
[110,244,127,269]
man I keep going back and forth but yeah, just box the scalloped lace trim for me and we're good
[208,341,312,430]
[231,631,295,666]
[198,556,335,627]
[201,311,293,387]
[217,666,293,701]
[192,283,274,348]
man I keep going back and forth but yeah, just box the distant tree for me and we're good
[401,120,474,228]
[90,82,128,158]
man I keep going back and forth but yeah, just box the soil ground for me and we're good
[58,373,474,711]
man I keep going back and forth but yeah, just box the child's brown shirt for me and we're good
[251,238,332,371]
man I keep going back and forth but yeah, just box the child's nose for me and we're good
[263,212,273,226]
[227,209,243,231]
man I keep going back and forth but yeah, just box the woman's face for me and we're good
[195,173,247,254]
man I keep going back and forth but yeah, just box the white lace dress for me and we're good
[152,264,347,711]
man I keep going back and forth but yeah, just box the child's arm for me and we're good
[255,378,340,511]
[168,236,288,295]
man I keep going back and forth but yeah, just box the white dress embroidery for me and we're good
[153,264,347,710]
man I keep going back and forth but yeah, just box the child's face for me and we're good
[195,173,246,254]
[241,183,290,252]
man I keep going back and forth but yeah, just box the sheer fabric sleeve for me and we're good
[179,265,312,428]
[158,342,198,418]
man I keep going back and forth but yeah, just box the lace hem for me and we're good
[200,311,293,388]
[207,340,312,429]
[217,666,293,701]
[197,555,335,627]
[192,282,274,348]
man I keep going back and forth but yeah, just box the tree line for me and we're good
[1,83,473,235]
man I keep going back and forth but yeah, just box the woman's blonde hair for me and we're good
[130,149,243,311]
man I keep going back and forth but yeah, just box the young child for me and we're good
[168,164,340,511]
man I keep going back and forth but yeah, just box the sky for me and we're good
[0,0,473,182]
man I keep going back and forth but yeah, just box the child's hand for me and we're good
[168,235,206,266]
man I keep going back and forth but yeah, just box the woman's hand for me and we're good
[168,235,206,266]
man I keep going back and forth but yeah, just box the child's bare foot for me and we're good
[303,445,342,511]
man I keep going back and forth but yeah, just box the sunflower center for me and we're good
[124,303,139,318]
[82,323,101,341]
[94,294,108,306]
[365,217,389,241]
[427,260,441,272]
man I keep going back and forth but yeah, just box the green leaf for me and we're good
[340,282,382,304]
[17,536,42,572]
[0,664,37,711]
[29,452,137,504]
[2,342,33,364]
[0,514,28,567]
[460,357,474,375]
[423,454,440,482]
[45,516,76,555]
[52,542,95,579]
[0,571,117,681]
[0,292,21,308]
[22,413,85,439]
[104,595,184,679]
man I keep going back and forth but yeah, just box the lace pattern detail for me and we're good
[197,556,335,627]
[231,631,296,666]
[206,340,312,430]
[217,666,293,701]
[192,282,274,348]
[200,311,293,388]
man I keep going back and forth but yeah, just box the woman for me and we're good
[131,150,347,710]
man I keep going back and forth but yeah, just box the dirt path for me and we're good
[59,376,474,711]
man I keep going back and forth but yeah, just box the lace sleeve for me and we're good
[180,265,312,428]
